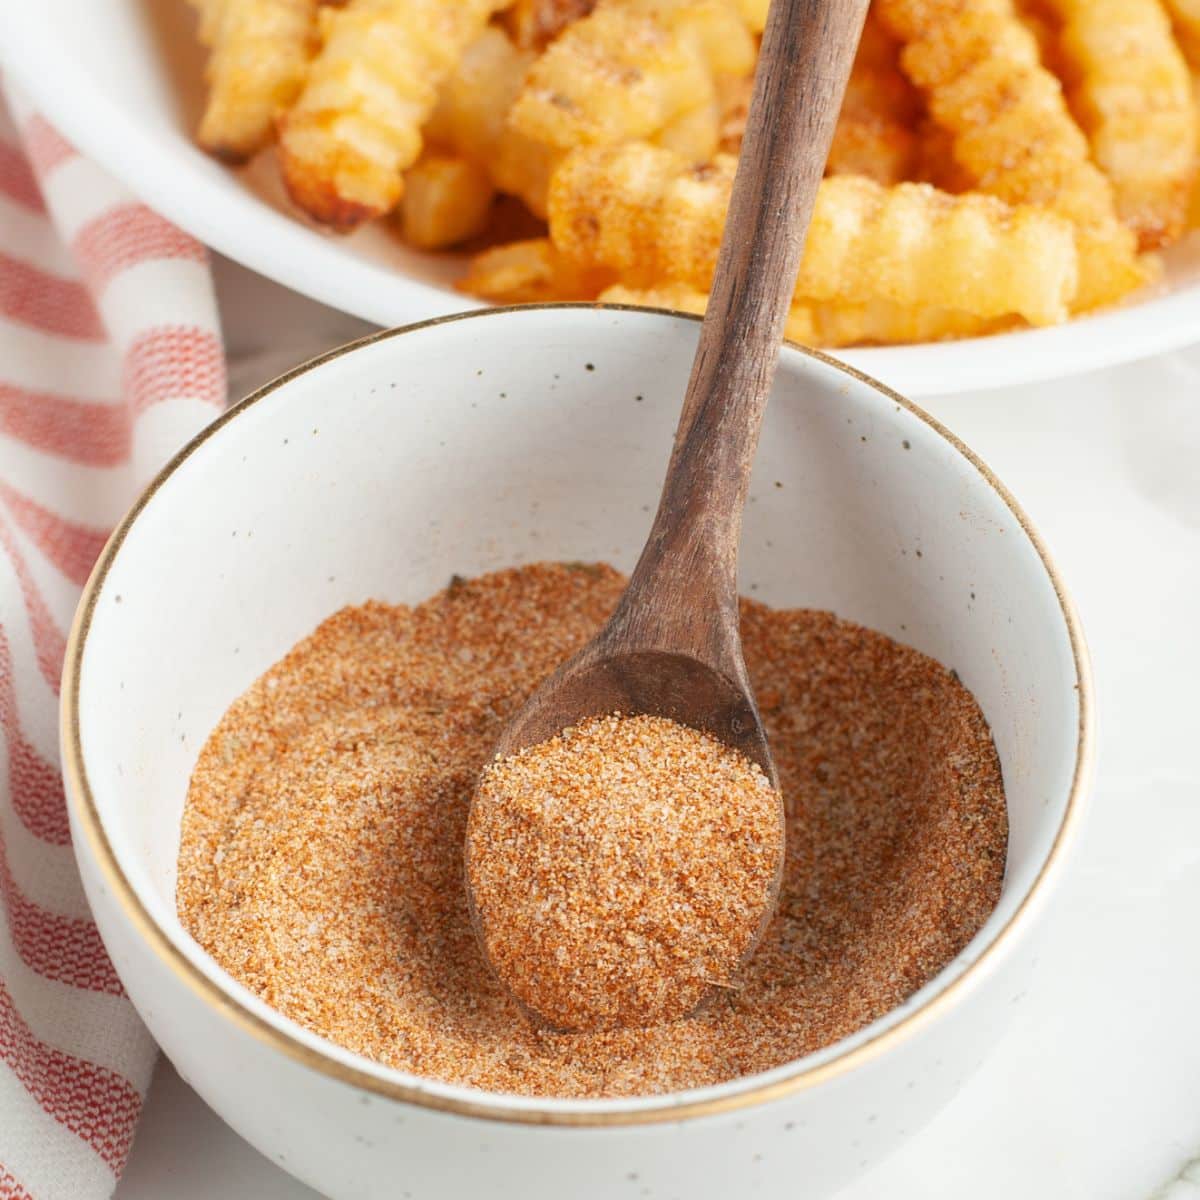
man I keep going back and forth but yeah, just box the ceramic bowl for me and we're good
[62,306,1092,1200]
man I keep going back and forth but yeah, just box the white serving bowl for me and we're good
[63,306,1092,1200]
[3,0,1200,395]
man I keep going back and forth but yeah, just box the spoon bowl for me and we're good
[492,648,775,780]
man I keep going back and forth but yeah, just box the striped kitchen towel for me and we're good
[0,82,225,1198]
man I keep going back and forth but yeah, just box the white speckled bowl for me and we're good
[63,306,1092,1200]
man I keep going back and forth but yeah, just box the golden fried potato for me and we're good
[426,27,533,164]
[277,0,506,228]
[1045,0,1197,248]
[550,143,1079,325]
[192,0,318,161]
[458,237,615,301]
[597,283,1011,346]
[599,282,819,341]
[1163,0,1200,63]
[1013,0,1063,70]
[877,0,1147,309]
[507,0,754,153]
[654,99,722,162]
[599,281,709,315]
[675,0,759,74]
[827,14,920,184]
[503,0,597,48]
[424,25,556,215]
[809,299,1014,345]
[732,0,768,34]
[398,153,495,248]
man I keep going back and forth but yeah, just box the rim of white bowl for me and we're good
[62,305,1095,1126]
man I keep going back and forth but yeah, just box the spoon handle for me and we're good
[621,0,869,648]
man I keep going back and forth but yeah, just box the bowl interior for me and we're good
[73,306,1085,1111]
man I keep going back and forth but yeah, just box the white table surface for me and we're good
[115,257,1200,1200]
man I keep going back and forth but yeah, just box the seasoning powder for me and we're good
[467,713,783,1032]
[177,562,1007,1098]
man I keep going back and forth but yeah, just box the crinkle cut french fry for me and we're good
[1045,0,1197,248]
[876,0,1146,309]
[1163,0,1200,63]
[827,14,920,184]
[654,99,721,162]
[426,27,534,165]
[1013,0,1063,71]
[598,282,818,341]
[550,143,1079,325]
[425,25,556,216]
[809,299,1014,345]
[277,0,504,229]
[598,281,709,315]
[507,0,754,153]
[459,238,616,302]
[732,0,768,34]
[805,177,1077,326]
[192,0,318,161]
[399,154,495,248]
[598,284,1012,346]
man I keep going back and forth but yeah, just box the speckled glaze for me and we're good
[62,306,1092,1200]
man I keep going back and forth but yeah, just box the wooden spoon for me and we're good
[469,0,870,1024]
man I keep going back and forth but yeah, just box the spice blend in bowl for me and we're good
[177,560,1006,1098]
[467,712,784,1032]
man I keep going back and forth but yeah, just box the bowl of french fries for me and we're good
[4,0,1200,393]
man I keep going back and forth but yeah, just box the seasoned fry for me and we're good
[550,143,1079,325]
[598,282,819,341]
[675,0,760,74]
[425,26,556,215]
[426,27,534,165]
[732,0,769,34]
[598,281,710,315]
[1045,0,1197,248]
[398,153,495,248]
[192,0,319,161]
[876,0,1146,309]
[549,144,732,286]
[1163,0,1200,64]
[459,238,615,301]
[503,0,597,48]
[1013,0,1062,71]
[278,0,505,229]
[508,0,755,153]
[654,99,722,162]
[827,15,920,183]
[598,283,1011,346]
[808,298,1013,345]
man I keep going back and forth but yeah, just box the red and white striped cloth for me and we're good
[0,81,225,1199]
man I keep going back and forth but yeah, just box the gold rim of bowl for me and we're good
[61,304,1095,1127]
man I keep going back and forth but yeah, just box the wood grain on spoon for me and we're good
[466,0,871,1029]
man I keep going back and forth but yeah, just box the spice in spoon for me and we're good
[465,712,784,1032]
